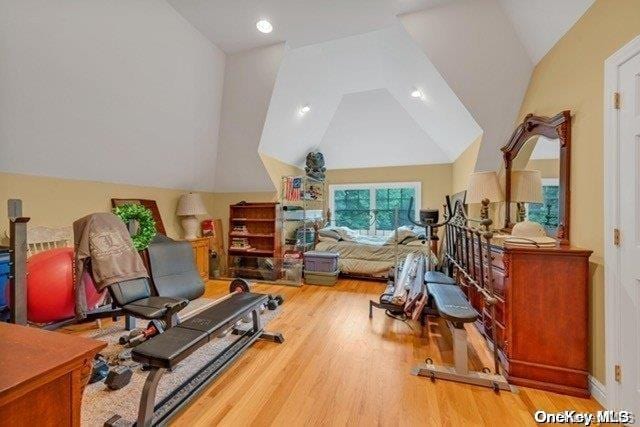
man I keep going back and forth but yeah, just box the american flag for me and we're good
[285,177,302,201]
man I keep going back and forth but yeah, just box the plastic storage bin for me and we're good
[304,269,339,286]
[304,251,339,272]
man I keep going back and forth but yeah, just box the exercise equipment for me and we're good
[5,200,132,329]
[117,278,257,347]
[370,197,455,321]
[412,201,513,392]
[89,355,110,384]
[14,248,103,323]
[106,292,284,427]
[105,366,133,390]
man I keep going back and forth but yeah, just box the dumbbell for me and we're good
[105,366,133,390]
[266,294,284,310]
[118,328,145,345]
[89,355,109,384]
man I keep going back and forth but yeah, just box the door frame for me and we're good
[603,33,640,410]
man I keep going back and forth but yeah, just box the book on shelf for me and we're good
[231,225,248,234]
[230,237,251,250]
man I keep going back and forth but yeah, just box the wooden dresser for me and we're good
[189,237,210,280]
[0,322,105,426]
[463,244,592,397]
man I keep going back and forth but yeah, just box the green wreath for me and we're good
[113,204,157,250]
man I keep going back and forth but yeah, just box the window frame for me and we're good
[329,181,421,235]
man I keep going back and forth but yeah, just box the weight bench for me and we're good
[411,282,511,391]
[107,292,284,427]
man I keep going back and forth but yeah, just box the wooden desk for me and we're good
[0,323,106,426]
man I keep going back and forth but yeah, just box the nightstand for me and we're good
[188,237,210,280]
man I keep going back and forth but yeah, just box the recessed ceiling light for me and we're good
[256,20,273,34]
[298,105,311,116]
[411,88,423,99]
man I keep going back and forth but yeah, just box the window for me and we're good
[527,178,559,233]
[329,182,421,235]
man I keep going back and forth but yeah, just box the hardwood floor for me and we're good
[162,279,602,426]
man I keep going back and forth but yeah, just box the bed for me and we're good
[314,227,436,279]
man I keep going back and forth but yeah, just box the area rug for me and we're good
[80,298,281,426]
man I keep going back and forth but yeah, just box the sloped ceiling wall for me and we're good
[214,43,286,192]
[498,0,596,64]
[400,0,534,172]
[0,0,225,191]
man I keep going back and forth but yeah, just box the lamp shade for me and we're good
[466,171,504,204]
[176,193,207,216]
[511,170,543,203]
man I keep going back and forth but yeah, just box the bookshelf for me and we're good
[228,202,280,257]
[227,202,284,281]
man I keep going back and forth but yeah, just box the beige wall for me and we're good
[516,0,640,383]
[0,172,213,242]
[526,159,560,179]
[325,163,453,212]
[452,135,481,194]
[259,153,305,196]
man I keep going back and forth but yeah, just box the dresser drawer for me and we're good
[489,249,504,270]
[489,269,506,298]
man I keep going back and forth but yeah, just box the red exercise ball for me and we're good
[9,248,104,323]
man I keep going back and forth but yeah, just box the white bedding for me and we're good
[314,239,435,278]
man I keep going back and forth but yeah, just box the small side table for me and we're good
[188,237,210,280]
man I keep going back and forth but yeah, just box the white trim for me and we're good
[603,33,640,411]
[328,181,421,234]
[589,376,607,408]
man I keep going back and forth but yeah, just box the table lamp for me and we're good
[511,170,542,223]
[466,171,504,220]
[177,193,208,240]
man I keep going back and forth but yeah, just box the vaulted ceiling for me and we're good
[258,26,482,170]
[168,0,595,191]
[166,0,453,53]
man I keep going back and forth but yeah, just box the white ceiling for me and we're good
[258,26,482,169]
[498,0,595,63]
[167,0,594,64]
[166,0,452,53]
[399,0,534,172]
[318,89,450,169]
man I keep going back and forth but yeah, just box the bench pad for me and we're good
[424,271,456,285]
[427,283,478,324]
[132,292,268,369]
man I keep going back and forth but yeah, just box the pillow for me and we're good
[406,239,427,247]
[318,235,339,243]
[318,227,342,241]
[334,226,358,242]
[319,226,358,242]
[384,226,417,245]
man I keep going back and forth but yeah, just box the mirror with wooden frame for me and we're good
[500,111,571,245]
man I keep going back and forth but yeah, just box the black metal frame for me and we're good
[131,303,283,427]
